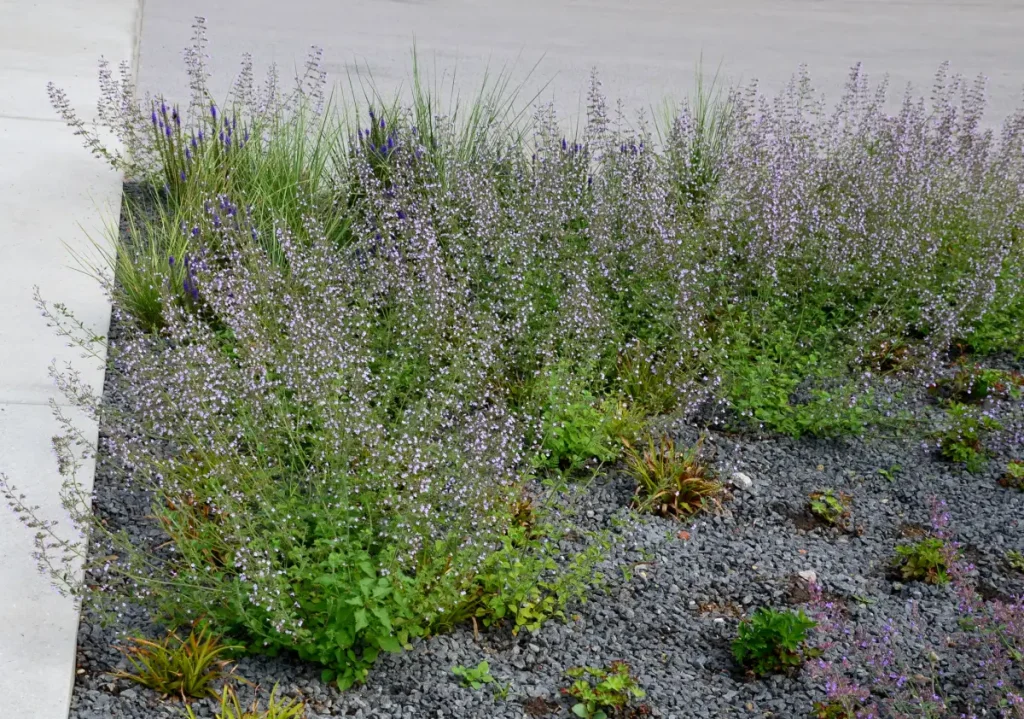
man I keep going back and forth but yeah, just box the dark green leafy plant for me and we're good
[562,661,646,719]
[968,292,1024,357]
[623,434,720,519]
[808,489,850,528]
[187,685,305,719]
[998,461,1024,491]
[447,524,607,636]
[111,625,238,700]
[538,371,642,473]
[732,607,819,676]
[892,537,956,585]
[932,402,1003,472]
[451,661,495,690]
[716,307,878,438]
[1006,549,1024,573]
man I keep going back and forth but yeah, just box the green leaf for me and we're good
[371,606,393,632]
[354,609,368,632]
[377,635,402,653]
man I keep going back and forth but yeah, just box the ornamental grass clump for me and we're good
[112,625,237,700]
[623,434,720,519]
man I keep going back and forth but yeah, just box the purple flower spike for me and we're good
[379,117,386,130]
[151,110,158,126]
[168,256,175,266]
[179,170,186,182]
[197,130,204,142]
[160,102,167,117]
[165,124,172,138]
[191,227,200,237]
[185,147,192,161]
[210,104,218,121]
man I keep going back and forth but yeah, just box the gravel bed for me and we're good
[68,297,1024,718]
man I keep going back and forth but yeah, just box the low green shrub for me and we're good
[446,523,607,637]
[732,607,819,676]
[932,402,1003,472]
[536,369,643,473]
[562,661,646,719]
[999,461,1024,491]
[892,537,956,585]
[930,363,1024,405]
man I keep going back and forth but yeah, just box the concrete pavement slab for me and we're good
[0,403,97,719]
[0,117,118,406]
[0,0,140,122]
[0,1,136,717]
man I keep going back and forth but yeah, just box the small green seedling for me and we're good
[186,684,305,719]
[1006,549,1024,573]
[999,461,1024,491]
[877,465,901,482]
[732,607,819,676]
[892,537,955,585]
[562,661,646,719]
[812,699,861,719]
[451,661,494,690]
[932,403,1002,473]
[808,489,850,528]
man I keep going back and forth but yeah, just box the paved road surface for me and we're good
[138,0,1024,127]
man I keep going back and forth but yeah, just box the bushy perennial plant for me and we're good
[5,17,1024,694]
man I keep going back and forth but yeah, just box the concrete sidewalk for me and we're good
[0,1,138,717]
